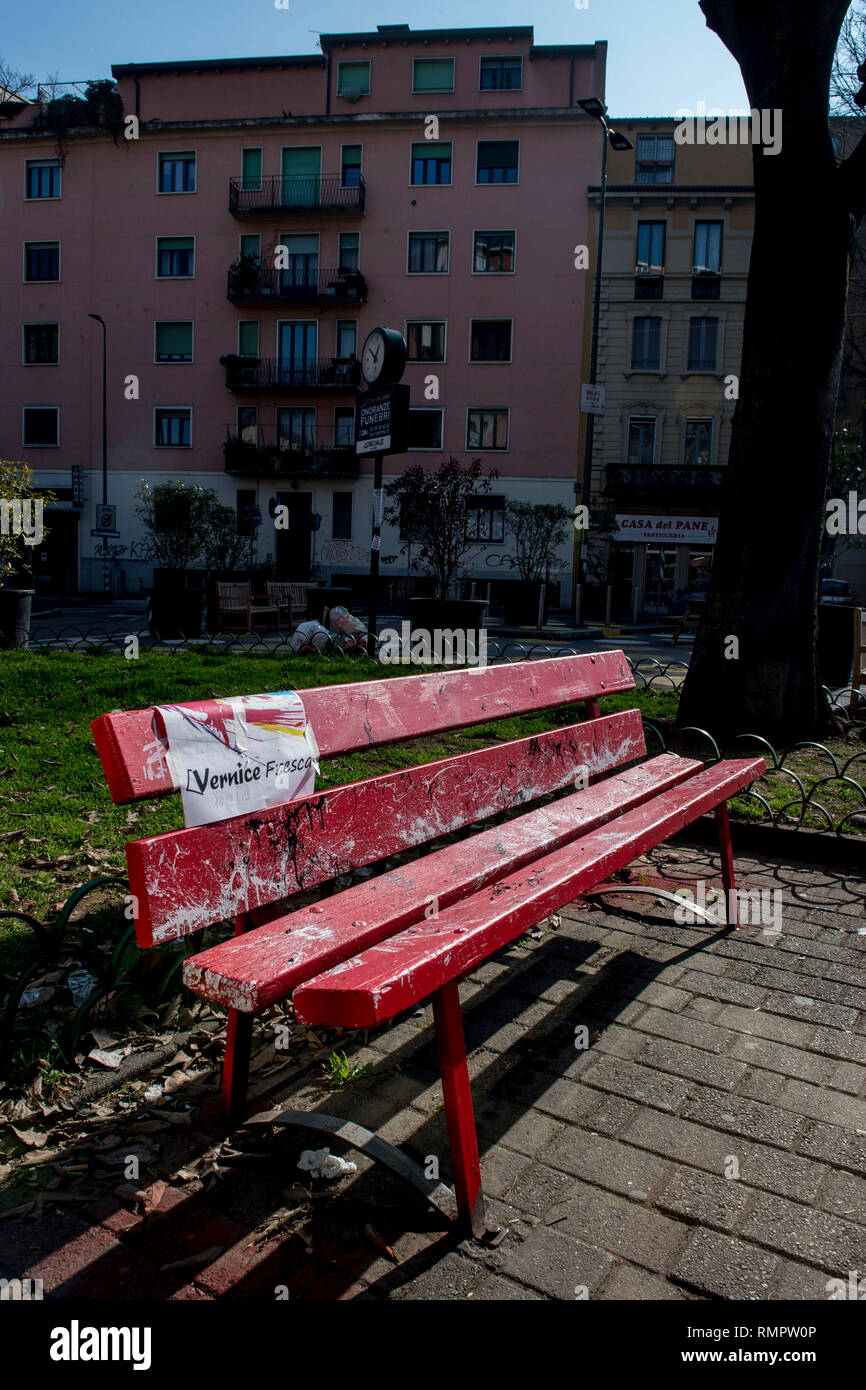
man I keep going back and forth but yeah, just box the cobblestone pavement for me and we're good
[2,841,864,1301]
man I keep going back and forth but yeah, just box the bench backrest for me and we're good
[92,652,641,946]
[856,608,865,680]
[217,582,251,610]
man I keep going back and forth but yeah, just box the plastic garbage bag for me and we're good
[327,605,368,652]
[289,619,331,654]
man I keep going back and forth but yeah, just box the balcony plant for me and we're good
[227,252,260,296]
[0,459,54,648]
[502,500,572,625]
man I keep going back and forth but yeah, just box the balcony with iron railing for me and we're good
[229,174,366,217]
[221,355,362,393]
[692,267,722,299]
[226,263,367,306]
[607,464,725,495]
[634,263,664,300]
[224,426,359,478]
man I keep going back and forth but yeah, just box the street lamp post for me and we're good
[576,100,633,606]
[88,313,110,600]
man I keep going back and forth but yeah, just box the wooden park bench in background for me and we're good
[266,581,314,625]
[215,582,280,634]
[91,653,764,1239]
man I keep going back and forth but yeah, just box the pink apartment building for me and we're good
[0,24,606,602]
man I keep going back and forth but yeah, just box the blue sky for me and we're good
[3,0,748,116]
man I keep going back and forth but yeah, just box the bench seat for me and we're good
[183,751,704,1012]
[293,757,764,1028]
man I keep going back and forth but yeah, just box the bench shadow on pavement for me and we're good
[1,899,787,1301]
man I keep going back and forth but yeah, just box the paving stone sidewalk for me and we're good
[3,840,865,1301]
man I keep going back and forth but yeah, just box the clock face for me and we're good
[362,329,386,384]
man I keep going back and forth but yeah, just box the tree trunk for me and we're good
[677,0,857,744]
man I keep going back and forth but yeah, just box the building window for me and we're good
[334,407,355,447]
[25,160,61,199]
[338,61,371,96]
[693,222,723,273]
[22,406,59,447]
[479,57,522,91]
[341,144,362,188]
[412,58,455,93]
[470,320,512,362]
[336,321,357,358]
[631,316,662,370]
[339,232,360,272]
[411,141,452,185]
[332,491,353,538]
[627,417,656,467]
[635,134,674,184]
[473,229,515,273]
[408,231,449,274]
[406,321,446,362]
[467,409,508,451]
[684,419,713,468]
[24,242,59,282]
[155,407,192,447]
[636,222,665,272]
[476,140,519,183]
[23,324,59,365]
[158,151,196,193]
[156,236,194,278]
[237,406,258,442]
[155,321,193,362]
[465,494,505,541]
[241,148,262,190]
[688,317,719,372]
[408,409,443,449]
[278,408,316,450]
[238,321,259,357]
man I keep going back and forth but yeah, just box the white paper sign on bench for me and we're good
[156,691,318,827]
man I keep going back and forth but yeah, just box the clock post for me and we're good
[356,328,409,648]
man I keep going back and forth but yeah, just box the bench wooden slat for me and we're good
[182,752,701,1011]
[129,710,646,945]
[91,651,634,804]
[293,758,766,1028]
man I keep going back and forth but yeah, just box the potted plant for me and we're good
[0,459,54,649]
[227,251,261,297]
[502,500,572,626]
[385,457,498,648]
[203,501,257,631]
[135,480,213,638]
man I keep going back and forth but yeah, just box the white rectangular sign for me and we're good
[580,383,606,415]
[614,515,719,544]
[156,691,318,827]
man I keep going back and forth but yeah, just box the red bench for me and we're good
[91,652,764,1239]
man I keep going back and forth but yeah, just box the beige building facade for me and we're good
[580,119,754,619]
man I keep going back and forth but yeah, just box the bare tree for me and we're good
[678,0,866,742]
[832,4,866,112]
[0,58,35,99]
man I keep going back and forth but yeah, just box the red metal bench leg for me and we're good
[433,981,488,1240]
[221,912,254,1125]
[715,802,739,930]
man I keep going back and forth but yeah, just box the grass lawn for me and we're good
[0,649,679,961]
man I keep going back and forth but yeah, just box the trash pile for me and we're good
[289,605,369,656]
